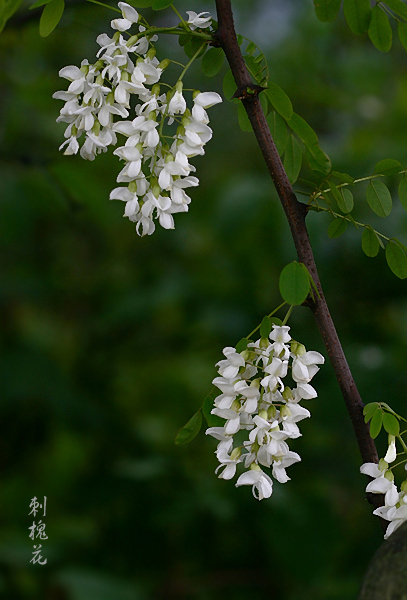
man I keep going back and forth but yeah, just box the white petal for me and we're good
[194,91,223,108]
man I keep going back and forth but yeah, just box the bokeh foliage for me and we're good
[1,0,407,598]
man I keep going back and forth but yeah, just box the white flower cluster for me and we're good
[361,438,407,539]
[206,325,325,500]
[53,3,221,236]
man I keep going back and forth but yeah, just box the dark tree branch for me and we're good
[214,0,384,518]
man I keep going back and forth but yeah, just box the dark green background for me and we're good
[1,0,407,598]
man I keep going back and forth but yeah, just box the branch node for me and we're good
[232,84,266,101]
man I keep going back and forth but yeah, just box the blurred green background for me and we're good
[1,0,407,598]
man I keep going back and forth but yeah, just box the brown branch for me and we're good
[214,0,384,518]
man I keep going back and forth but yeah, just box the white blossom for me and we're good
[361,436,407,539]
[53,2,220,236]
[186,10,212,30]
[206,324,325,500]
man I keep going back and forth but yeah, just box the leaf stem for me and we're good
[85,0,121,13]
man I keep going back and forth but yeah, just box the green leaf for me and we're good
[0,0,22,30]
[305,145,332,175]
[368,5,392,52]
[152,0,173,9]
[288,112,318,146]
[279,262,311,305]
[270,317,283,326]
[201,47,224,77]
[327,218,347,238]
[175,409,202,445]
[223,69,236,101]
[374,158,403,176]
[260,316,272,338]
[398,21,407,51]
[39,0,64,37]
[363,402,379,423]
[246,41,256,54]
[398,175,407,212]
[287,114,330,174]
[266,83,293,120]
[268,110,288,155]
[237,103,253,132]
[283,134,302,184]
[341,188,354,213]
[29,0,53,9]
[328,181,353,213]
[386,240,407,279]
[383,412,400,436]
[178,33,192,47]
[362,227,380,257]
[366,179,392,217]
[384,0,407,20]
[313,0,342,22]
[370,408,383,439]
[344,0,371,34]
[332,171,355,184]
[184,36,206,59]
[235,337,249,353]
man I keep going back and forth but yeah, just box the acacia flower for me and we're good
[186,10,212,30]
[206,324,324,500]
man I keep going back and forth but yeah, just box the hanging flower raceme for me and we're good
[53,2,221,236]
[206,324,325,500]
[361,436,407,539]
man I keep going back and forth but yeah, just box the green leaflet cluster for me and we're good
[307,160,407,279]
[222,38,331,185]
[314,0,407,53]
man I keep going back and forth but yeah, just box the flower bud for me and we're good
[240,350,251,362]
[379,458,388,471]
[126,34,139,47]
[280,405,292,419]
[401,480,407,494]
[148,110,157,121]
[94,60,104,70]
[250,378,260,389]
[96,74,104,85]
[175,80,183,93]
[231,399,241,412]
[251,441,260,454]
[147,48,156,60]
[80,64,89,75]
[128,181,137,193]
[158,58,170,70]
[384,470,394,482]
[152,184,161,199]
[250,463,261,471]
[260,337,269,349]
[282,387,293,401]
[106,91,115,105]
[267,405,276,420]
[92,120,100,136]
[121,71,130,82]
[258,410,268,420]
[152,84,160,97]
[291,341,306,356]
[230,447,241,461]
[192,89,201,100]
